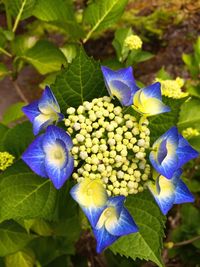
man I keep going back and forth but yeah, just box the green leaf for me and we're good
[83,0,128,42]
[0,124,9,151]
[156,67,172,80]
[2,102,25,126]
[1,121,34,158]
[32,0,83,39]
[22,219,53,236]
[33,0,73,22]
[187,135,200,152]
[5,248,35,267]
[60,44,78,63]
[0,170,58,222]
[22,40,67,75]
[112,28,132,62]
[110,191,165,267]
[51,47,107,112]
[12,35,38,56]
[149,96,186,144]
[178,98,200,131]
[0,63,10,80]
[6,0,37,20]
[126,50,154,65]
[0,221,35,257]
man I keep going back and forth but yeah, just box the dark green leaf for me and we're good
[149,96,186,144]
[110,191,165,267]
[1,121,34,158]
[0,170,58,222]
[0,221,35,257]
[51,47,107,112]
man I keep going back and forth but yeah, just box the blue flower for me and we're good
[150,127,199,179]
[70,179,138,253]
[70,178,108,227]
[101,66,138,106]
[22,86,64,135]
[22,125,74,189]
[93,196,138,253]
[132,82,170,116]
[148,169,194,215]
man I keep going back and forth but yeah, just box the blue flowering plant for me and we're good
[19,51,198,260]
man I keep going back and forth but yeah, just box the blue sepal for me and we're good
[22,135,47,177]
[93,227,118,254]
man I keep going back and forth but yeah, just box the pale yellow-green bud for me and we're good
[114,116,122,124]
[67,127,73,134]
[125,34,142,50]
[76,134,85,142]
[109,113,115,120]
[113,188,120,195]
[72,173,79,179]
[67,107,76,115]
[71,146,79,155]
[113,181,120,188]
[126,120,134,129]
[91,165,97,172]
[110,175,117,183]
[77,106,85,114]
[113,106,122,115]
[65,119,71,126]
[79,151,88,160]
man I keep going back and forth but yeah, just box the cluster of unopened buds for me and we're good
[22,65,198,253]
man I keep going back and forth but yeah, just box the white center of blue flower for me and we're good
[44,140,67,168]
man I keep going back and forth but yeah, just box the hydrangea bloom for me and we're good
[148,169,194,215]
[132,82,170,116]
[0,152,15,171]
[70,178,138,253]
[22,125,74,189]
[22,86,64,135]
[101,66,138,106]
[149,127,199,179]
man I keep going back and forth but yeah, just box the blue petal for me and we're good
[149,151,178,179]
[106,208,138,236]
[150,127,179,179]
[43,125,73,150]
[33,115,54,135]
[174,179,195,204]
[70,183,106,227]
[110,80,133,106]
[106,195,125,215]
[101,66,138,105]
[82,206,106,228]
[44,138,74,189]
[177,134,199,167]
[93,227,118,253]
[22,135,47,177]
[38,86,61,113]
[22,100,40,123]
[141,82,162,101]
[157,139,168,164]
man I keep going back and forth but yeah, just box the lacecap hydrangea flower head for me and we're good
[21,66,198,253]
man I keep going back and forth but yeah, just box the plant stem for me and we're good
[0,47,12,57]
[12,0,27,33]
[174,235,200,247]
[4,1,12,30]
[11,79,28,104]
